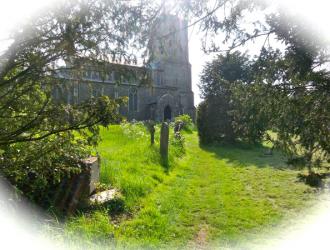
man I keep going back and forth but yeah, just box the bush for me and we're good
[197,52,267,145]
[120,121,147,139]
[170,132,185,157]
[197,102,211,144]
[174,114,193,132]
[197,100,232,144]
[0,132,94,208]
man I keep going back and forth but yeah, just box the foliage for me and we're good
[0,134,87,206]
[197,100,218,144]
[174,114,194,132]
[196,101,206,144]
[0,0,154,145]
[0,0,157,206]
[120,121,147,139]
[186,1,330,169]
[197,52,266,144]
[170,132,185,157]
[230,82,270,144]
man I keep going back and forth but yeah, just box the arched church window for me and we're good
[164,105,172,121]
[73,84,79,104]
[128,88,138,112]
[73,84,78,98]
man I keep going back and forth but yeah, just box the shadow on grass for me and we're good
[200,141,330,188]
[297,172,330,188]
[148,145,170,174]
[200,141,289,170]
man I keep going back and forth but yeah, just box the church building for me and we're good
[55,14,195,121]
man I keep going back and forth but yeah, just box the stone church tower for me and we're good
[146,14,195,121]
[55,14,195,121]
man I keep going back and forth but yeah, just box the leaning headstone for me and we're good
[160,122,169,164]
[54,156,100,215]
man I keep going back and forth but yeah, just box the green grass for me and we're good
[53,124,321,249]
[97,123,183,210]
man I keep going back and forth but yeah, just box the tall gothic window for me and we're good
[73,84,79,104]
[129,88,138,112]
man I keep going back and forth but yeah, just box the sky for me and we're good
[0,0,330,105]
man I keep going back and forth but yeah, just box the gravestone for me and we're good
[145,120,156,145]
[160,122,169,164]
[174,120,184,133]
[54,156,100,215]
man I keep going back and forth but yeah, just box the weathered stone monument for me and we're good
[174,120,184,133]
[160,122,169,164]
[54,157,100,215]
[145,120,156,145]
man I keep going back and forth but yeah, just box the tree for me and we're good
[185,0,329,170]
[197,51,266,144]
[0,0,160,205]
[0,0,159,146]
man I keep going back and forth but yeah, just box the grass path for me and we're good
[114,131,316,249]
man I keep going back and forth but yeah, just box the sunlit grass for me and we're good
[53,124,320,249]
[97,123,182,210]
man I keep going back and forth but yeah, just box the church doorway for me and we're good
[164,105,172,121]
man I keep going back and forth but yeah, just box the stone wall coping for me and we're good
[81,157,98,165]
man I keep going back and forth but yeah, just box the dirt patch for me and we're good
[188,224,209,250]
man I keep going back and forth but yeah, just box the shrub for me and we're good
[174,114,193,132]
[197,52,267,145]
[120,121,147,139]
[170,132,185,157]
[0,133,91,208]
[197,102,209,144]
[197,101,234,144]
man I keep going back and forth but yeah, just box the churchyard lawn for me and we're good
[49,123,323,249]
